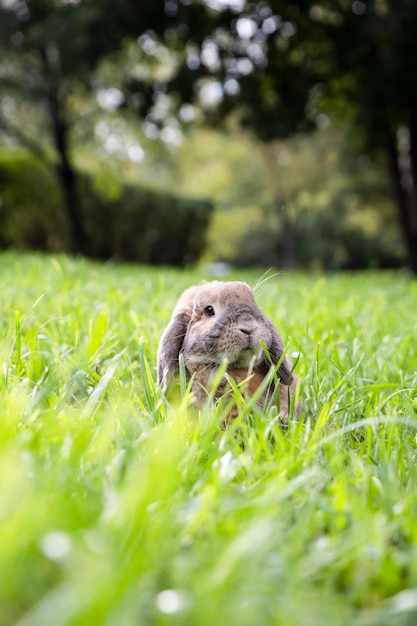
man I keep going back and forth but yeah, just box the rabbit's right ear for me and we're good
[157,286,198,389]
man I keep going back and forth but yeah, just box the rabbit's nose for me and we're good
[237,317,258,335]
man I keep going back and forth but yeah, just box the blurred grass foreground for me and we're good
[0,253,417,625]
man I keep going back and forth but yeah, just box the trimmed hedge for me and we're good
[0,149,213,266]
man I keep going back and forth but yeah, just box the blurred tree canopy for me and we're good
[0,0,176,254]
[167,124,403,270]
[0,0,416,271]
[166,0,417,271]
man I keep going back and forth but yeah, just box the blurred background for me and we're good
[0,0,416,273]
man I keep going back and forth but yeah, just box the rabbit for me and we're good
[157,280,300,420]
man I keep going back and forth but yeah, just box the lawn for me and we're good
[0,252,416,626]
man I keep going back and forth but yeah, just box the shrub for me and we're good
[227,200,405,271]
[0,150,65,251]
[0,149,213,266]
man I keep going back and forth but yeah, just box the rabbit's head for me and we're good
[157,281,293,389]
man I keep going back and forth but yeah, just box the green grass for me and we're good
[1,252,417,626]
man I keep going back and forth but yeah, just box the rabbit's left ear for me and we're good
[157,286,198,389]
[260,318,293,385]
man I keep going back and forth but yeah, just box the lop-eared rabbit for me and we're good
[157,281,300,420]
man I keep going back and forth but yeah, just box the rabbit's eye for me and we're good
[203,305,215,317]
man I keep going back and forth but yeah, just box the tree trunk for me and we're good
[40,47,86,255]
[407,97,417,260]
[280,210,297,270]
[385,126,417,274]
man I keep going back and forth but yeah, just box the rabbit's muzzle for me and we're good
[183,311,270,369]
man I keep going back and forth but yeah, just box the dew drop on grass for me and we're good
[40,531,72,562]
[156,589,189,614]
[393,502,404,516]
[213,451,240,480]
[314,535,329,551]
[389,588,417,614]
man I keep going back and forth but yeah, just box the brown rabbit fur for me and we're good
[157,281,300,420]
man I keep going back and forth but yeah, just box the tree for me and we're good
[0,0,173,253]
[163,0,417,272]
[2,0,416,270]
[315,0,417,272]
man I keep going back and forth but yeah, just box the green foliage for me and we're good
[79,175,213,266]
[1,0,417,270]
[0,253,417,625]
[172,126,405,269]
[0,149,213,265]
[0,150,64,250]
